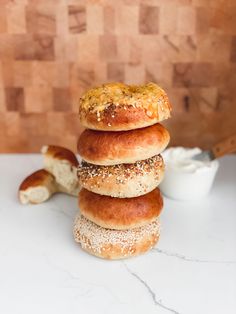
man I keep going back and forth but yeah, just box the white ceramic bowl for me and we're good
[159,147,219,201]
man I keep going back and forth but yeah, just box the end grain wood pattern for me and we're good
[0,0,236,152]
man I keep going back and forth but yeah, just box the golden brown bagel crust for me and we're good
[18,169,56,204]
[78,155,164,198]
[19,169,54,191]
[77,123,170,165]
[73,215,160,259]
[79,188,163,230]
[41,145,80,196]
[79,82,171,131]
[41,145,78,167]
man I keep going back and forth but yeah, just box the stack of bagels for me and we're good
[75,82,171,259]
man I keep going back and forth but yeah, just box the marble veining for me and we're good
[123,263,180,314]
[152,248,236,264]
[0,154,236,314]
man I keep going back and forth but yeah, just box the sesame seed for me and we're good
[77,155,164,187]
[73,215,160,255]
[79,83,168,119]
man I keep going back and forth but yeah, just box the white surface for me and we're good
[160,147,219,200]
[0,154,236,314]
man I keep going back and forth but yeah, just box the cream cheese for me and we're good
[163,147,215,173]
[160,147,219,200]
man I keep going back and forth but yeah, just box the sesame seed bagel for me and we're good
[78,188,163,230]
[73,214,160,259]
[78,155,164,198]
[79,82,171,131]
[77,123,170,166]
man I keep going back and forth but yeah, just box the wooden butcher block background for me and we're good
[0,0,235,152]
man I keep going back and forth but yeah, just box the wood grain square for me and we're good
[34,35,55,60]
[6,3,26,34]
[13,34,35,60]
[230,36,236,62]
[5,112,21,136]
[145,63,162,83]
[93,62,107,85]
[116,36,130,62]
[87,5,104,34]
[103,6,115,34]
[64,113,83,136]
[0,88,6,112]
[179,36,197,62]
[165,87,191,114]
[32,61,56,86]
[197,87,219,114]
[160,35,181,62]
[24,86,52,112]
[56,5,69,36]
[47,112,65,136]
[173,62,213,87]
[0,6,7,33]
[14,61,32,87]
[77,35,99,62]
[68,5,86,33]
[55,36,77,62]
[54,62,69,87]
[0,62,3,86]
[141,35,161,63]
[1,60,14,86]
[25,4,57,35]
[125,64,145,84]
[0,34,14,60]
[53,88,71,111]
[99,35,117,61]
[159,5,177,35]
[14,34,54,61]
[196,7,211,34]
[70,63,95,90]
[107,62,125,81]
[5,87,24,111]
[20,113,48,137]
[115,5,139,35]
[145,62,172,87]
[129,37,142,65]
[139,5,159,34]
[177,6,196,35]
[0,134,28,153]
[197,34,231,62]
[210,5,236,35]
[0,113,6,138]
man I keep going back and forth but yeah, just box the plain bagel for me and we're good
[78,188,163,230]
[77,123,170,166]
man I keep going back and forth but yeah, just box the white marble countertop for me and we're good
[0,154,236,314]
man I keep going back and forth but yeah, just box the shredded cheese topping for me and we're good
[79,82,168,114]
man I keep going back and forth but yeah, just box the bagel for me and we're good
[73,214,160,259]
[19,145,80,205]
[78,188,163,230]
[19,169,56,204]
[41,145,80,196]
[77,123,170,166]
[77,155,164,198]
[78,82,171,131]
